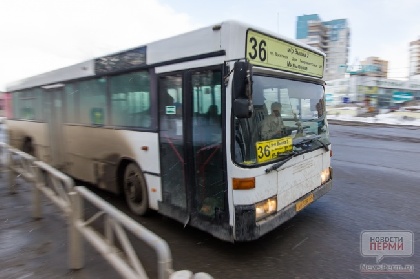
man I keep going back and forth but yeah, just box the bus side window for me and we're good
[64,83,78,123]
[90,108,104,125]
[110,71,151,128]
[78,78,107,126]
[18,90,38,120]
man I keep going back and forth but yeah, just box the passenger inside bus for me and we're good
[316,98,325,116]
[252,90,268,123]
[260,102,286,140]
[206,104,220,124]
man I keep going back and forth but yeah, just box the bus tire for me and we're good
[123,163,149,215]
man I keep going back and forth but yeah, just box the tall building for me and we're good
[360,57,388,78]
[296,14,350,81]
[409,38,420,79]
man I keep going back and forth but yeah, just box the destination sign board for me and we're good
[95,46,147,75]
[246,30,324,78]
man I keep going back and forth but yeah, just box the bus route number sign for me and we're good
[256,136,293,163]
[246,29,324,78]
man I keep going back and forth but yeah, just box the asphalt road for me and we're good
[101,122,420,278]
[1,122,419,279]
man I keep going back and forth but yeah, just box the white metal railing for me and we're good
[0,142,74,219]
[71,186,173,279]
[3,143,37,193]
[0,141,212,279]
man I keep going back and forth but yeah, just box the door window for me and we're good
[158,74,186,209]
[191,69,225,218]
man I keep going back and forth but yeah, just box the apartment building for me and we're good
[360,56,389,78]
[296,14,350,81]
[409,38,420,79]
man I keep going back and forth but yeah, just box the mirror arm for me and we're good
[245,67,253,112]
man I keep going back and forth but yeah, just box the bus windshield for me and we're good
[234,75,330,166]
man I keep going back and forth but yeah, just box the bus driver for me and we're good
[261,102,286,140]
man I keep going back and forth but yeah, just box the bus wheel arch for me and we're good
[119,159,149,215]
[22,137,35,156]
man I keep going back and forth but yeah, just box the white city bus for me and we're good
[6,20,332,241]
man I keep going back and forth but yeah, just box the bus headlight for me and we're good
[321,168,331,184]
[255,196,277,222]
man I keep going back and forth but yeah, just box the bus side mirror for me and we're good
[232,61,253,118]
[233,99,253,118]
[232,61,252,99]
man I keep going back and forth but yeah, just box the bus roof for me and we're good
[7,20,325,91]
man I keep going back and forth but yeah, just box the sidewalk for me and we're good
[0,175,122,279]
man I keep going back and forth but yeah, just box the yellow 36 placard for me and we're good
[256,137,293,163]
[246,29,324,78]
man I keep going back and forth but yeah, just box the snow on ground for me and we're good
[327,106,420,127]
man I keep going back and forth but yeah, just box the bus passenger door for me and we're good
[44,87,65,168]
[158,74,188,218]
[158,69,227,227]
[190,69,226,223]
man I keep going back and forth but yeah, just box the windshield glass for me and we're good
[234,75,330,166]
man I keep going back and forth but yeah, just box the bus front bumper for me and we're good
[234,179,333,241]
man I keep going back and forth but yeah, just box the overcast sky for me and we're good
[1,0,419,91]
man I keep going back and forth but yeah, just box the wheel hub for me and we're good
[126,172,142,203]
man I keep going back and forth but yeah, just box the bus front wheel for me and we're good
[123,163,149,215]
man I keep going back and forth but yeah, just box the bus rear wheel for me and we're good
[123,163,149,215]
[22,138,35,157]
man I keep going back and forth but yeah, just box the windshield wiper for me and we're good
[265,152,295,173]
[305,114,326,122]
[315,138,329,151]
[293,135,329,152]
[265,136,329,173]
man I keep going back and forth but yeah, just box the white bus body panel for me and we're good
[147,20,323,68]
[155,57,225,74]
[6,21,323,93]
[6,61,95,92]
[7,120,50,161]
[147,25,222,64]
[7,122,162,210]
[230,148,330,209]
[63,126,161,210]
